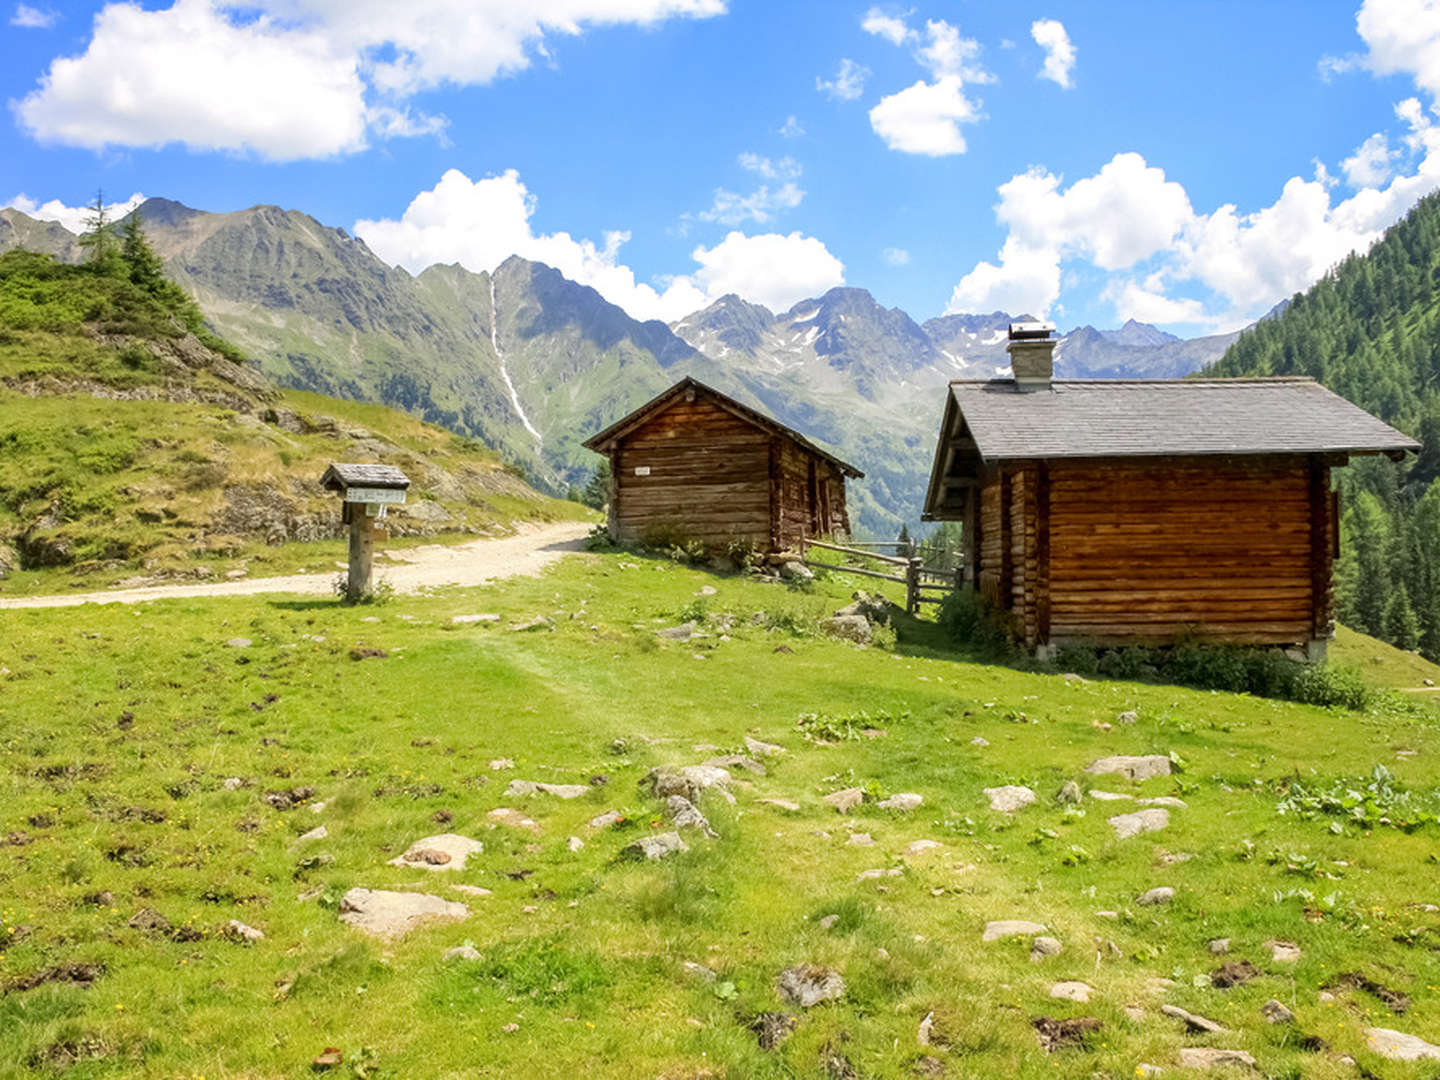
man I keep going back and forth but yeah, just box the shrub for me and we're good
[937,589,1013,655]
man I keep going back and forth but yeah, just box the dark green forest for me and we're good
[1210,190,1440,660]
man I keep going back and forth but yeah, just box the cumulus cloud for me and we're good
[817,57,870,101]
[15,0,725,159]
[356,168,842,322]
[867,18,989,156]
[1353,0,1440,96]
[882,246,910,266]
[861,6,912,47]
[11,3,56,28]
[1030,18,1075,89]
[4,191,146,233]
[696,154,804,226]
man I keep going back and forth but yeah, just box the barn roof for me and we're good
[320,463,412,492]
[946,377,1420,461]
[582,377,864,478]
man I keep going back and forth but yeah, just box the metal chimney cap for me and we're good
[1008,321,1055,340]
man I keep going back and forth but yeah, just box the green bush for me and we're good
[937,588,1013,656]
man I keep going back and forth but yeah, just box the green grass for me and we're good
[1,554,1438,1078]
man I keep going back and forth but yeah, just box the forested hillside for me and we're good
[1210,192,1440,660]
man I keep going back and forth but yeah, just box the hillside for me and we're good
[1209,191,1440,660]
[0,200,1241,536]
[0,248,584,593]
[1,550,1437,1077]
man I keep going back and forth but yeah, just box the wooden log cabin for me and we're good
[583,377,862,552]
[922,323,1420,660]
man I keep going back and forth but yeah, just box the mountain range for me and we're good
[0,197,1243,535]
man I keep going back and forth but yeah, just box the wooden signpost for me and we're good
[320,464,411,602]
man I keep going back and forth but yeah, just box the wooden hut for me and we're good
[922,323,1419,660]
[583,377,862,552]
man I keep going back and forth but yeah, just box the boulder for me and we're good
[338,888,469,938]
[982,920,1048,942]
[644,765,733,804]
[1109,808,1170,839]
[1365,1027,1440,1061]
[388,834,484,872]
[0,540,18,579]
[820,615,872,644]
[777,965,845,1007]
[505,780,590,799]
[621,831,689,861]
[1085,755,1172,781]
[878,792,923,811]
[835,592,894,625]
[778,561,814,583]
[822,787,864,813]
[984,785,1037,813]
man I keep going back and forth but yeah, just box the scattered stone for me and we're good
[1268,940,1301,963]
[984,785,1036,813]
[745,736,786,757]
[298,824,328,842]
[1177,1048,1256,1070]
[565,836,584,853]
[1364,1027,1440,1061]
[1210,960,1259,989]
[983,920,1048,942]
[1109,808,1170,839]
[1139,796,1189,809]
[221,777,247,791]
[1050,981,1094,1003]
[749,1011,797,1050]
[679,960,717,982]
[505,780,590,799]
[665,795,716,836]
[224,638,252,649]
[442,945,481,962]
[509,617,554,632]
[450,885,492,898]
[847,832,874,846]
[1137,886,1175,906]
[905,840,942,856]
[1260,999,1294,1024]
[777,965,845,1008]
[1117,710,1139,725]
[1032,1016,1102,1052]
[1157,850,1195,866]
[1161,1004,1228,1034]
[309,800,327,814]
[1088,790,1133,802]
[820,615,872,644]
[970,736,990,747]
[489,758,515,771]
[705,753,766,776]
[1085,755,1173,781]
[388,834,484,872]
[337,889,469,938]
[878,792,923,811]
[1056,780,1082,804]
[818,914,840,930]
[822,787,864,813]
[856,868,903,882]
[451,614,500,625]
[657,622,697,642]
[778,561,814,583]
[1030,936,1063,960]
[486,808,540,832]
[760,798,801,812]
[1096,910,1119,919]
[621,831,689,861]
[1146,977,1178,994]
[645,764,734,804]
[1208,938,1230,955]
[589,810,623,829]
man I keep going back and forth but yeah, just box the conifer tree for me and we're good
[1383,584,1421,651]
[120,211,167,293]
[77,189,120,272]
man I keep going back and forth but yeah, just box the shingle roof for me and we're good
[320,463,412,491]
[950,378,1420,461]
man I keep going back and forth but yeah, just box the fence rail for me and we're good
[799,537,964,614]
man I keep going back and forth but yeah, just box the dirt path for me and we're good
[0,521,592,610]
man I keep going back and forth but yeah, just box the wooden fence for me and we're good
[799,537,964,614]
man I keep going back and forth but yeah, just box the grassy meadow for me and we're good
[2,550,1439,1079]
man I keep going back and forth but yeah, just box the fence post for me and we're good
[906,557,922,614]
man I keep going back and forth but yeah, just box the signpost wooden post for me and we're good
[319,464,411,602]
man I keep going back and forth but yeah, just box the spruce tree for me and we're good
[77,189,120,273]
[581,460,611,510]
[120,211,168,294]
[1383,584,1422,651]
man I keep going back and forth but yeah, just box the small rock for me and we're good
[705,753,766,776]
[1056,780,1082,804]
[645,764,733,804]
[309,800,328,814]
[388,834,484,872]
[984,785,1036,813]
[1137,886,1175,906]
[776,964,844,1007]
[1085,755,1173,781]
[509,617,554,632]
[224,638,252,649]
[450,885,492,897]
[444,945,482,962]
[820,615,871,644]
[818,914,840,930]
[1030,936,1063,960]
[1208,938,1230,955]
[856,868,903,882]
[505,780,590,799]
[1268,940,1301,963]
[1109,808,1170,839]
[1088,789,1133,802]
[226,919,264,942]
[589,810,623,829]
[298,825,328,842]
[760,798,801,812]
[1364,1027,1440,1061]
[486,808,541,832]
[983,920,1048,942]
[567,836,584,852]
[1139,796,1189,809]
[621,831,689,861]
[1177,1048,1255,1070]
[451,614,500,625]
[657,622,697,642]
[665,794,716,836]
[1126,1006,1149,1023]
[338,888,469,939]
[1260,999,1294,1024]
[905,839,942,856]
[847,832,874,846]
[1050,981,1094,1003]
[778,561,814,583]
[970,736,990,747]
[221,777,247,791]
[878,792,923,811]
[744,736,785,757]
[489,758,515,771]
[1161,1004,1228,1034]
[822,787,864,813]
[1117,710,1139,725]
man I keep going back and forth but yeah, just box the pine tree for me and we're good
[896,523,912,556]
[120,211,168,293]
[1383,584,1422,651]
[77,189,120,273]
[580,460,611,510]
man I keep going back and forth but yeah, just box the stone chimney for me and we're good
[1007,321,1056,391]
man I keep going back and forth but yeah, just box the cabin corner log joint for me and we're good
[922,325,1421,658]
[582,377,863,553]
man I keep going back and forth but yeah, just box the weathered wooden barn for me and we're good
[922,323,1420,659]
[583,377,862,552]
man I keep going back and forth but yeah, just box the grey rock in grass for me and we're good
[1208,938,1230,955]
[1030,936,1063,960]
[226,919,264,942]
[665,795,716,837]
[1109,808,1170,839]
[847,832,874,846]
[224,637,252,648]
[567,836,584,852]
[984,785,1036,813]
[298,825,328,842]
[487,808,541,832]
[1050,981,1094,1003]
[760,797,801,812]
[681,960,717,981]
[878,792,923,811]
[509,616,554,632]
[505,780,590,799]
[489,758,515,770]
[705,753,766,776]
[1268,940,1301,962]
[338,888,469,939]
[1117,710,1139,725]
[822,787,864,813]
[450,885,492,897]
[1136,886,1175,906]
[645,765,734,804]
[1177,1047,1256,1070]
[1089,789,1133,802]
[1260,999,1294,1024]
[778,561,814,583]
[983,920,1048,942]
[1161,1004,1228,1034]
[1056,780,1082,804]
[589,810,623,829]
[820,614,872,644]
[777,964,844,1007]
[221,777,247,791]
[818,914,840,930]
[905,839,942,856]
[1365,1027,1440,1061]
[388,834,484,872]
[451,614,500,625]
[744,735,786,757]
[970,736,990,747]
[657,621,697,641]
[1085,755,1172,781]
[1139,796,1188,809]
[444,945,481,962]
[621,831,688,861]
[856,867,903,882]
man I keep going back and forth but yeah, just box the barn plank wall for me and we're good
[978,470,1006,610]
[1046,456,1316,645]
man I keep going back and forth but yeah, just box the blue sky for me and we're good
[3,0,1440,334]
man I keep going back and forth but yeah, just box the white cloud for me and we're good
[11,3,56,28]
[861,7,912,47]
[355,168,843,322]
[5,191,146,234]
[1030,18,1075,89]
[1354,0,1440,96]
[15,0,725,159]
[778,114,805,138]
[882,246,910,266]
[867,19,989,156]
[694,154,804,226]
[948,236,1062,318]
[1342,131,1398,187]
[817,57,870,101]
